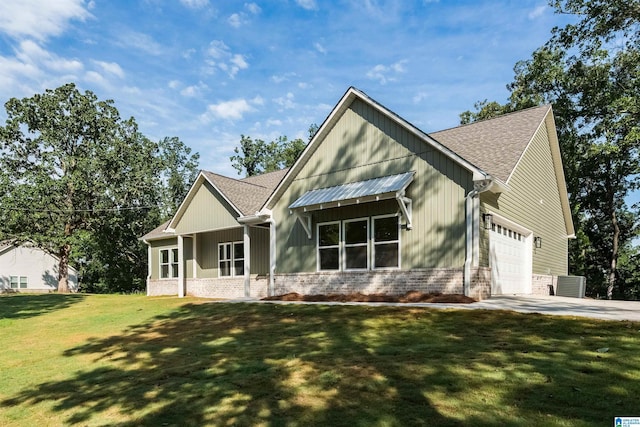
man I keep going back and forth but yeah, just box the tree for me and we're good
[157,136,200,216]
[230,130,312,177]
[460,0,640,299]
[0,84,161,293]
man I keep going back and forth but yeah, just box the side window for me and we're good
[373,215,400,269]
[318,222,340,271]
[233,242,244,276]
[219,243,232,277]
[219,242,244,277]
[160,248,179,279]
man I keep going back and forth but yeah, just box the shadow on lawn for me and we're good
[0,293,85,320]
[2,303,638,426]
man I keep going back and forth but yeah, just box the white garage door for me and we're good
[490,223,531,295]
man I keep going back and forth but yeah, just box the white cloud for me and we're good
[412,91,429,104]
[274,92,295,109]
[528,5,546,19]
[114,29,163,56]
[180,0,210,9]
[205,40,249,78]
[314,42,327,54]
[168,80,181,89]
[245,3,261,14]
[202,97,261,121]
[207,40,230,58]
[0,0,92,42]
[93,60,124,78]
[180,85,199,97]
[296,0,318,11]
[271,72,297,84]
[84,70,107,86]
[228,13,243,28]
[366,60,408,84]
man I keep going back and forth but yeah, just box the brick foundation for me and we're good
[532,274,557,296]
[146,277,268,299]
[148,270,555,301]
[274,269,469,297]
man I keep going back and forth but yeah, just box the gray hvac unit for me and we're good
[556,276,586,298]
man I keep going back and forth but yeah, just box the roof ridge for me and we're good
[430,104,551,135]
[203,170,270,190]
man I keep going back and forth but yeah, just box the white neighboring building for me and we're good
[0,242,78,293]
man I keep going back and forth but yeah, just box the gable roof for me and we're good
[142,168,288,240]
[202,168,288,216]
[264,87,493,210]
[142,87,573,238]
[429,105,552,183]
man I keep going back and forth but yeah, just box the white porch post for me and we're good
[244,224,251,297]
[269,219,276,296]
[178,235,185,298]
[146,244,152,296]
[193,234,198,278]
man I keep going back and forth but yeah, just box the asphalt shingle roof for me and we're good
[204,168,288,216]
[429,105,551,182]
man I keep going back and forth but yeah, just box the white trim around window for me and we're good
[316,215,400,272]
[159,247,179,279]
[218,241,244,278]
[317,221,341,271]
[343,217,369,271]
[372,214,401,269]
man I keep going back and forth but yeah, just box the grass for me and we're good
[0,294,639,426]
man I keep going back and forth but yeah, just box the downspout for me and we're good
[463,190,479,297]
[464,178,495,297]
[267,216,276,297]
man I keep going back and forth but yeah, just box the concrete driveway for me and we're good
[425,295,640,322]
[248,295,640,322]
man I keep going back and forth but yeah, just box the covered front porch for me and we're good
[146,222,273,299]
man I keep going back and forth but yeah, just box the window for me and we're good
[317,215,399,271]
[10,276,27,289]
[160,248,179,279]
[373,215,400,268]
[318,222,340,271]
[219,242,244,277]
[344,218,369,270]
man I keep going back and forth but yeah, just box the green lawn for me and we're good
[0,294,638,426]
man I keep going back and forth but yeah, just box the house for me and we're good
[141,87,574,300]
[0,241,79,293]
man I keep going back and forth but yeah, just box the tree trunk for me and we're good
[607,208,620,300]
[58,242,71,293]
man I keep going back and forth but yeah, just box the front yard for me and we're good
[0,294,638,426]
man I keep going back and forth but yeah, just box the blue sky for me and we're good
[0,0,572,178]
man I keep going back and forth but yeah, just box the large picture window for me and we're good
[317,215,399,271]
[160,248,179,279]
[219,242,244,277]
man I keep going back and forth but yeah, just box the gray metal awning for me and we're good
[288,172,415,238]
[289,171,415,211]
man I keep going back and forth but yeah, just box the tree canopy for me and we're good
[0,83,199,293]
[230,124,317,177]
